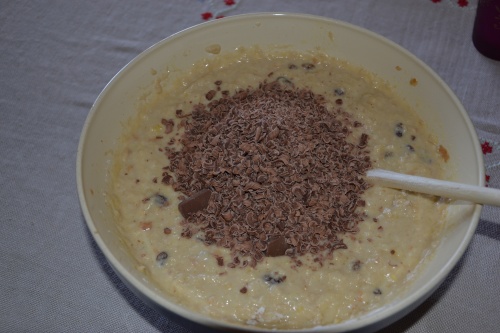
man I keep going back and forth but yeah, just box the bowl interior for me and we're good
[77,13,483,332]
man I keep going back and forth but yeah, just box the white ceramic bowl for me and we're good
[77,13,483,332]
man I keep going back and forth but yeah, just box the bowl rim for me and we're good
[76,12,484,332]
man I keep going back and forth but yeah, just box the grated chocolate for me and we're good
[164,79,371,268]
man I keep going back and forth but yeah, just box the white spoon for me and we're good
[367,169,500,206]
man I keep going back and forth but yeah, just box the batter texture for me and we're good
[108,47,449,329]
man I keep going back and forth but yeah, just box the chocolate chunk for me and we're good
[334,88,345,96]
[178,189,212,218]
[373,288,382,295]
[266,236,288,257]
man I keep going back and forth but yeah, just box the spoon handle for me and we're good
[366,169,500,207]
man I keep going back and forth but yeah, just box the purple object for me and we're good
[472,0,500,60]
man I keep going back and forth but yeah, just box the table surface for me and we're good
[1,1,499,332]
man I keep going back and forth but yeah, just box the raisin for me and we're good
[395,122,405,137]
[153,194,168,206]
[301,63,315,70]
[276,76,293,86]
[156,251,168,266]
[263,272,287,284]
[334,88,345,96]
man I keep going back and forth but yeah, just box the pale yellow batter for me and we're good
[108,47,449,329]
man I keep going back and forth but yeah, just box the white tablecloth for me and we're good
[1,1,499,332]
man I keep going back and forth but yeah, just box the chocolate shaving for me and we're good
[163,80,371,268]
[205,90,217,101]
[359,133,369,148]
[161,118,174,134]
[215,255,224,266]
